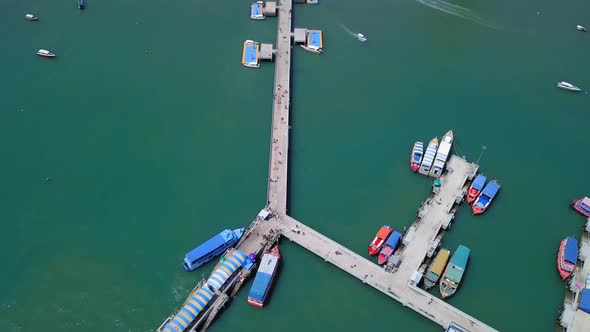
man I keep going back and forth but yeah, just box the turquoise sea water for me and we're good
[1,0,589,331]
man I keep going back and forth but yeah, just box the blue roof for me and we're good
[251,4,262,16]
[185,229,238,262]
[244,45,258,63]
[248,273,272,301]
[472,174,487,191]
[450,245,470,268]
[580,289,590,313]
[564,236,578,264]
[481,180,500,199]
[384,231,402,249]
[308,31,321,48]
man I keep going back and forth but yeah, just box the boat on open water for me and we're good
[183,228,244,271]
[440,245,470,298]
[378,231,402,265]
[418,137,438,176]
[466,174,486,204]
[571,197,590,217]
[430,130,454,178]
[410,141,424,172]
[472,180,501,215]
[577,25,587,32]
[424,248,451,289]
[369,225,393,255]
[556,81,582,92]
[248,246,280,307]
[25,14,39,21]
[77,0,85,9]
[557,236,578,280]
[355,33,367,42]
[36,49,56,58]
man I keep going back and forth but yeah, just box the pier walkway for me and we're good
[277,157,496,332]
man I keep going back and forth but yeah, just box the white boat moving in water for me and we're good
[556,81,582,92]
[577,25,587,32]
[355,33,367,42]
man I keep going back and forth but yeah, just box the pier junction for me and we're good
[158,1,499,331]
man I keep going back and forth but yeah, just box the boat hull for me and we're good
[300,45,322,54]
[466,189,479,204]
[571,198,590,217]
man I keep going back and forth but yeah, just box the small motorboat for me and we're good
[25,14,39,21]
[36,49,56,58]
[355,33,367,42]
[77,0,85,9]
[466,174,486,204]
[410,141,424,172]
[577,25,587,32]
[556,81,582,92]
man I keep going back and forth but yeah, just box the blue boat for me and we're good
[472,180,501,215]
[183,228,244,271]
[247,246,280,308]
[378,231,402,265]
[440,245,470,298]
[467,174,486,204]
[77,0,85,9]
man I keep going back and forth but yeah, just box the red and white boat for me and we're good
[410,141,424,172]
[368,225,393,256]
[36,49,56,58]
[247,246,280,308]
[466,174,486,204]
[571,197,590,217]
[557,236,578,280]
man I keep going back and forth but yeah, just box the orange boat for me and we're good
[369,225,393,255]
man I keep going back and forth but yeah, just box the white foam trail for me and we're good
[339,24,357,37]
[413,0,499,30]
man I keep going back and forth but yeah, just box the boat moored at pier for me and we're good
[410,141,424,172]
[378,231,402,265]
[472,180,501,215]
[440,245,470,298]
[248,246,280,307]
[301,30,323,54]
[557,236,578,280]
[418,137,439,176]
[424,248,451,289]
[250,2,265,20]
[466,174,486,204]
[571,197,590,217]
[183,228,244,271]
[242,40,261,68]
[430,130,454,178]
[369,225,393,255]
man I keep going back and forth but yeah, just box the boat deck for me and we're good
[242,42,260,67]
[250,3,264,19]
[561,226,590,331]
[306,30,322,48]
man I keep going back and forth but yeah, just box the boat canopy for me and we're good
[582,197,590,207]
[450,245,470,268]
[206,249,248,290]
[471,174,487,191]
[579,289,590,314]
[430,249,451,275]
[481,180,500,198]
[376,225,392,239]
[564,237,579,264]
[384,231,402,249]
[163,286,216,332]
[185,229,238,263]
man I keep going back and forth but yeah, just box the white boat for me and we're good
[300,45,323,54]
[418,137,439,176]
[577,25,587,32]
[36,49,56,58]
[242,40,260,68]
[355,33,367,42]
[429,130,454,178]
[25,14,39,21]
[556,81,582,92]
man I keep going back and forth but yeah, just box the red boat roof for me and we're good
[376,226,392,239]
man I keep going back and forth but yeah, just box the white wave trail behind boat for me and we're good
[413,0,499,30]
[339,24,357,37]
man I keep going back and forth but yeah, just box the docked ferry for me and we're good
[466,174,486,204]
[418,137,439,176]
[369,225,393,255]
[430,130,453,178]
[248,246,280,307]
[424,248,451,289]
[378,231,402,265]
[410,141,424,172]
[557,236,578,280]
[472,180,501,215]
[183,228,245,271]
[440,245,470,298]
[571,197,590,217]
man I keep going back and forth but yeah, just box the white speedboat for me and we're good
[577,25,587,32]
[355,33,367,42]
[36,49,56,58]
[556,81,582,92]
[301,45,322,54]
[25,14,39,21]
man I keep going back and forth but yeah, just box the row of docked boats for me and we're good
[410,130,454,178]
[181,228,281,309]
[466,174,501,215]
[368,225,402,265]
[424,245,471,298]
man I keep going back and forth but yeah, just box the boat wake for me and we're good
[339,24,358,38]
[413,0,499,30]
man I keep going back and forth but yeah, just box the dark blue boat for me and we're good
[77,0,85,9]
[472,180,501,215]
[183,228,244,271]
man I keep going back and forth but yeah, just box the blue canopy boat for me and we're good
[467,174,486,204]
[472,180,500,215]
